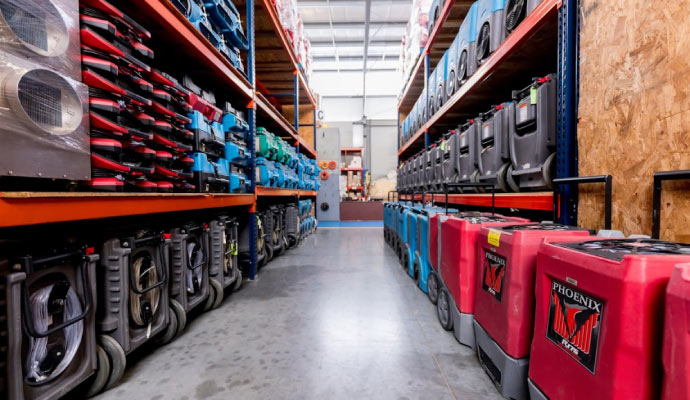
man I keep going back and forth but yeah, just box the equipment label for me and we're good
[546,280,603,374]
[482,251,506,302]
[487,229,501,247]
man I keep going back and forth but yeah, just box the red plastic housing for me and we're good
[438,215,529,315]
[663,263,690,400]
[529,238,690,400]
[474,224,591,359]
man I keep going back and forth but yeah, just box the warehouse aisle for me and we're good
[96,227,499,400]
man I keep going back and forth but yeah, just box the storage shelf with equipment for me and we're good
[398,0,560,160]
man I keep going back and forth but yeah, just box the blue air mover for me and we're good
[477,103,511,191]
[428,65,438,117]
[457,2,479,88]
[222,103,249,141]
[475,0,508,66]
[189,110,225,158]
[445,35,460,98]
[256,157,275,187]
[508,74,556,191]
[429,0,446,33]
[192,153,230,193]
[456,120,479,188]
[435,51,449,110]
[203,0,249,50]
[225,139,249,167]
[229,167,247,193]
[188,1,224,50]
[407,203,424,280]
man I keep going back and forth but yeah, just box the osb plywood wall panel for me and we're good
[282,105,316,149]
[578,0,690,241]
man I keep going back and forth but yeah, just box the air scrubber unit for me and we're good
[424,149,435,191]
[457,2,479,88]
[169,223,210,323]
[206,216,241,310]
[476,103,511,191]
[528,238,690,400]
[0,0,81,81]
[0,53,89,181]
[432,142,444,191]
[3,248,98,400]
[93,233,171,394]
[475,0,508,66]
[441,130,458,185]
[508,74,557,191]
[285,204,300,248]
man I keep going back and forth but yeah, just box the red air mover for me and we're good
[436,213,530,348]
[662,263,690,400]
[473,223,591,400]
[528,238,690,400]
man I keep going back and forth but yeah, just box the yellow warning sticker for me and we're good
[488,229,501,247]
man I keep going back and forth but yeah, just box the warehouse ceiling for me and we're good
[296,0,412,97]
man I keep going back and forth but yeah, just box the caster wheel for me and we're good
[507,165,520,193]
[402,246,410,270]
[265,243,274,262]
[86,345,111,397]
[170,299,187,337]
[204,278,224,311]
[101,334,126,391]
[413,260,421,286]
[427,272,439,304]
[233,268,243,291]
[470,170,481,192]
[288,235,297,249]
[157,305,178,345]
[437,288,453,331]
[259,248,268,268]
[496,163,510,192]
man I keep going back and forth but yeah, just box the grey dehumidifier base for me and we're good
[449,295,475,349]
[527,378,548,400]
[474,320,529,400]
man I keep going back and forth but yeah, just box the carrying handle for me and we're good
[442,183,496,216]
[651,170,690,239]
[552,175,612,230]
[21,250,93,339]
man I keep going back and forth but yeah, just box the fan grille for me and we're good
[18,76,62,127]
[559,239,690,261]
[477,23,491,63]
[457,50,467,82]
[505,0,526,33]
[0,1,48,51]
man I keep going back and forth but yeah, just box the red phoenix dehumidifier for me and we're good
[662,263,690,400]
[435,213,530,348]
[528,238,690,400]
[473,223,591,400]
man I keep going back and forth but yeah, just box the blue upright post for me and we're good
[294,71,299,131]
[556,0,580,225]
[246,0,258,280]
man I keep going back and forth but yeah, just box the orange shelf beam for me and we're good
[341,147,363,152]
[0,192,254,228]
[255,187,318,197]
[399,192,554,211]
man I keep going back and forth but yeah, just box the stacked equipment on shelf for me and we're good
[171,0,247,72]
[0,0,90,186]
[223,103,251,193]
[474,0,508,67]
[255,127,320,190]
[81,0,195,192]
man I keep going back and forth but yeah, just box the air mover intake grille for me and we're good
[18,75,62,127]
[0,2,48,50]
[505,0,525,33]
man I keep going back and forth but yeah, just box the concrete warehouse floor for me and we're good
[95,227,500,400]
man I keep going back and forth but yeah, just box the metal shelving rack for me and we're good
[396,0,578,215]
[0,0,320,281]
